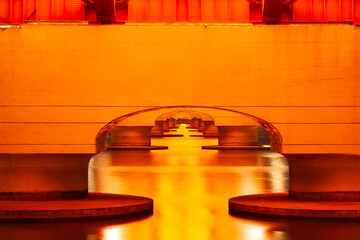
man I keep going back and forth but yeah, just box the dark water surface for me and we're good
[2,126,360,240]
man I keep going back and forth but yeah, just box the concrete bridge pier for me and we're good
[0,154,92,201]
[151,121,166,136]
[108,126,167,150]
[190,121,217,137]
[229,154,360,220]
[286,154,360,201]
[168,118,177,129]
[202,121,217,136]
[151,121,185,138]
[218,126,258,146]
[163,120,170,132]
[0,153,154,221]
[202,125,267,149]
[189,118,200,128]
[197,120,205,132]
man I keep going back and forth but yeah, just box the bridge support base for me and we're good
[151,121,184,137]
[202,126,269,149]
[190,121,218,137]
[0,154,92,201]
[0,193,153,221]
[108,126,167,150]
[151,121,165,136]
[203,121,218,137]
[0,153,153,221]
[229,192,360,221]
[229,154,360,220]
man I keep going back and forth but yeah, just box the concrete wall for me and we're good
[0,24,359,154]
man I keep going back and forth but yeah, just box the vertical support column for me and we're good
[151,121,165,136]
[190,118,200,128]
[285,154,360,201]
[163,120,170,132]
[168,118,177,128]
[202,121,218,136]
[110,126,152,146]
[198,120,205,132]
[109,126,168,149]
[218,126,258,146]
[0,154,92,200]
[203,125,269,149]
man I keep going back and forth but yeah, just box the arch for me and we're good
[95,106,282,153]
[156,111,198,122]
[155,110,215,122]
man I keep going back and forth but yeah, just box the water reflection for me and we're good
[3,216,360,240]
[4,127,360,240]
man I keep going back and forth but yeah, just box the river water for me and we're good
[2,126,360,240]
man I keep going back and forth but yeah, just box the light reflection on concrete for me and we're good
[51,126,355,240]
[87,126,290,240]
[102,227,125,240]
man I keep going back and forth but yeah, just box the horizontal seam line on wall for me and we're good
[1,144,359,145]
[0,122,359,124]
[0,122,109,124]
[283,144,360,145]
[271,123,360,124]
[0,105,359,108]
[0,144,96,145]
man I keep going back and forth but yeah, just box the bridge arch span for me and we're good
[155,110,215,122]
[95,105,282,153]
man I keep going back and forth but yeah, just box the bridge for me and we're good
[0,0,359,220]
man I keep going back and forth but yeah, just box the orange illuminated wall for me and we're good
[0,0,360,24]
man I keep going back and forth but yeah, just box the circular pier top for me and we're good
[229,193,360,221]
[0,193,153,221]
[107,145,168,150]
[151,134,184,137]
[203,145,270,150]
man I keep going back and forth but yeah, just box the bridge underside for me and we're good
[0,23,359,220]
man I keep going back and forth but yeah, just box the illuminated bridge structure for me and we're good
[0,0,359,220]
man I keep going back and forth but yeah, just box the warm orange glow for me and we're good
[88,130,289,239]
[1,24,359,156]
[0,21,359,213]
[1,0,360,23]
